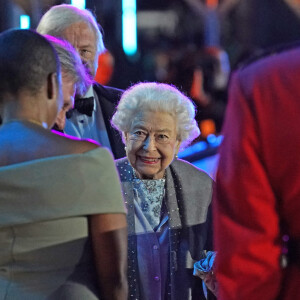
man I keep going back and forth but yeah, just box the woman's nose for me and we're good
[143,136,157,151]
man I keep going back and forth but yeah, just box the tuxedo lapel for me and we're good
[93,83,125,159]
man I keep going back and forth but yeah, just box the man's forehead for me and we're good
[63,22,96,47]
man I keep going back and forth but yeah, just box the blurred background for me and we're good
[2,0,300,177]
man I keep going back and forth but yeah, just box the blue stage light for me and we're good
[71,0,86,9]
[122,0,137,56]
[178,141,208,158]
[20,15,30,29]
[207,134,217,145]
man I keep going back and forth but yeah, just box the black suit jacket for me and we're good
[93,83,126,159]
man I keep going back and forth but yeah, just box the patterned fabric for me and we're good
[133,178,165,230]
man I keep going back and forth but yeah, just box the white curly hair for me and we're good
[111,82,200,149]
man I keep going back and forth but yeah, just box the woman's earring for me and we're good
[124,146,127,151]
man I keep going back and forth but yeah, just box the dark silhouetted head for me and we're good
[0,29,61,99]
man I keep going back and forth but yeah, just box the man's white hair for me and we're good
[45,35,92,96]
[36,4,105,54]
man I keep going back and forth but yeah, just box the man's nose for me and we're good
[143,136,157,151]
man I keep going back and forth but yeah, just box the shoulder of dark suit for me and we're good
[93,82,124,104]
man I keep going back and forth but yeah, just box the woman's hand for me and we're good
[194,251,218,297]
[197,270,218,297]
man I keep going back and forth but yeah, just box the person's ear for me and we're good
[47,72,59,100]
[175,140,181,154]
[123,132,129,143]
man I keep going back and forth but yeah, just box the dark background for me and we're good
[2,0,300,141]
[2,0,300,88]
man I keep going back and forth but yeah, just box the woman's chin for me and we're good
[135,168,164,180]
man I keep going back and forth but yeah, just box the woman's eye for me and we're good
[157,134,169,141]
[134,131,145,136]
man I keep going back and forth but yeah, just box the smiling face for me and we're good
[62,22,98,78]
[125,111,181,179]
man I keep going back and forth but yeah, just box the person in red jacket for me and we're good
[214,44,300,300]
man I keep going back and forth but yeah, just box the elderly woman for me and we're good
[111,82,213,300]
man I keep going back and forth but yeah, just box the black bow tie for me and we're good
[66,96,94,118]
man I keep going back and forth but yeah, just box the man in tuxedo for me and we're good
[37,4,125,159]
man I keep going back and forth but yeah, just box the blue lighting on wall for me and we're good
[122,0,137,56]
[207,134,223,147]
[71,0,86,9]
[20,15,30,29]
[178,141,209,158]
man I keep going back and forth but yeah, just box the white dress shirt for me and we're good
[64,86,112,149]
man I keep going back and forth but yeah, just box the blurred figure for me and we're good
[111,82,214,300]
[214,45,300,300]
[37,4,125,158]
[0,29,127,300]
[45,36,92,131]
[94,50,115,86]
[162,46,230,138]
